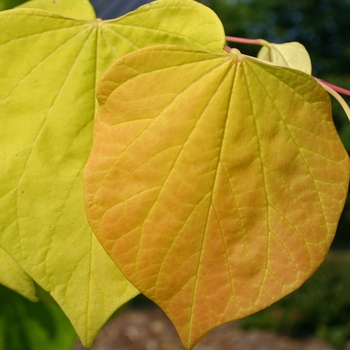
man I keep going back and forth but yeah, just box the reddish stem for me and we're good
[226,36,266,46]
[316,78,350,97]
[226,36,350,98]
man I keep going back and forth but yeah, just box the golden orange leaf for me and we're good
[84,45,350,349]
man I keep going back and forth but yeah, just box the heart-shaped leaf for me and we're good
[84,45,350,349]
[258,42,312,74]
[0,1,225,345]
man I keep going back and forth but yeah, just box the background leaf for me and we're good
[84,45,350,349]
[0,1,225,346]
[257,42,312,74]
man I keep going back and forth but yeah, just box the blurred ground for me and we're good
[73,305,343,350]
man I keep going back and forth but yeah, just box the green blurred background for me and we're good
[0,0,349,349]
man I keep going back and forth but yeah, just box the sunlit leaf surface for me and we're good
[84,45,350,349]
[0,1,225,345]
[258,42,312,74]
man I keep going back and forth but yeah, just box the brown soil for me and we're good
[73,305,342,350]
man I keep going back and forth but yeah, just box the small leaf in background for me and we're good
[256,40,350,124]
[84,45,350,349]
[0,284,76,350]
[257,41,312,74]
[0,0,225,345]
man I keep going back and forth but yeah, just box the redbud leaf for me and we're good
[84,45,350,349]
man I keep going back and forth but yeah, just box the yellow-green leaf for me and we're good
[84,45,350,349]
[0,246,37,302]
[258,41,312,74]
[0,1,225,346]
[17,0,96,19]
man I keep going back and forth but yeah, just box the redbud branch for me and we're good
[318,80,350,121]
[316,78,350,97]
[225,35,350,120]
[225,36,269,46]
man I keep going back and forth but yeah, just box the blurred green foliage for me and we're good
[200,0,350,74]
[0,284,76,350]
[0,0,25,11]
[239,253,350,348]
